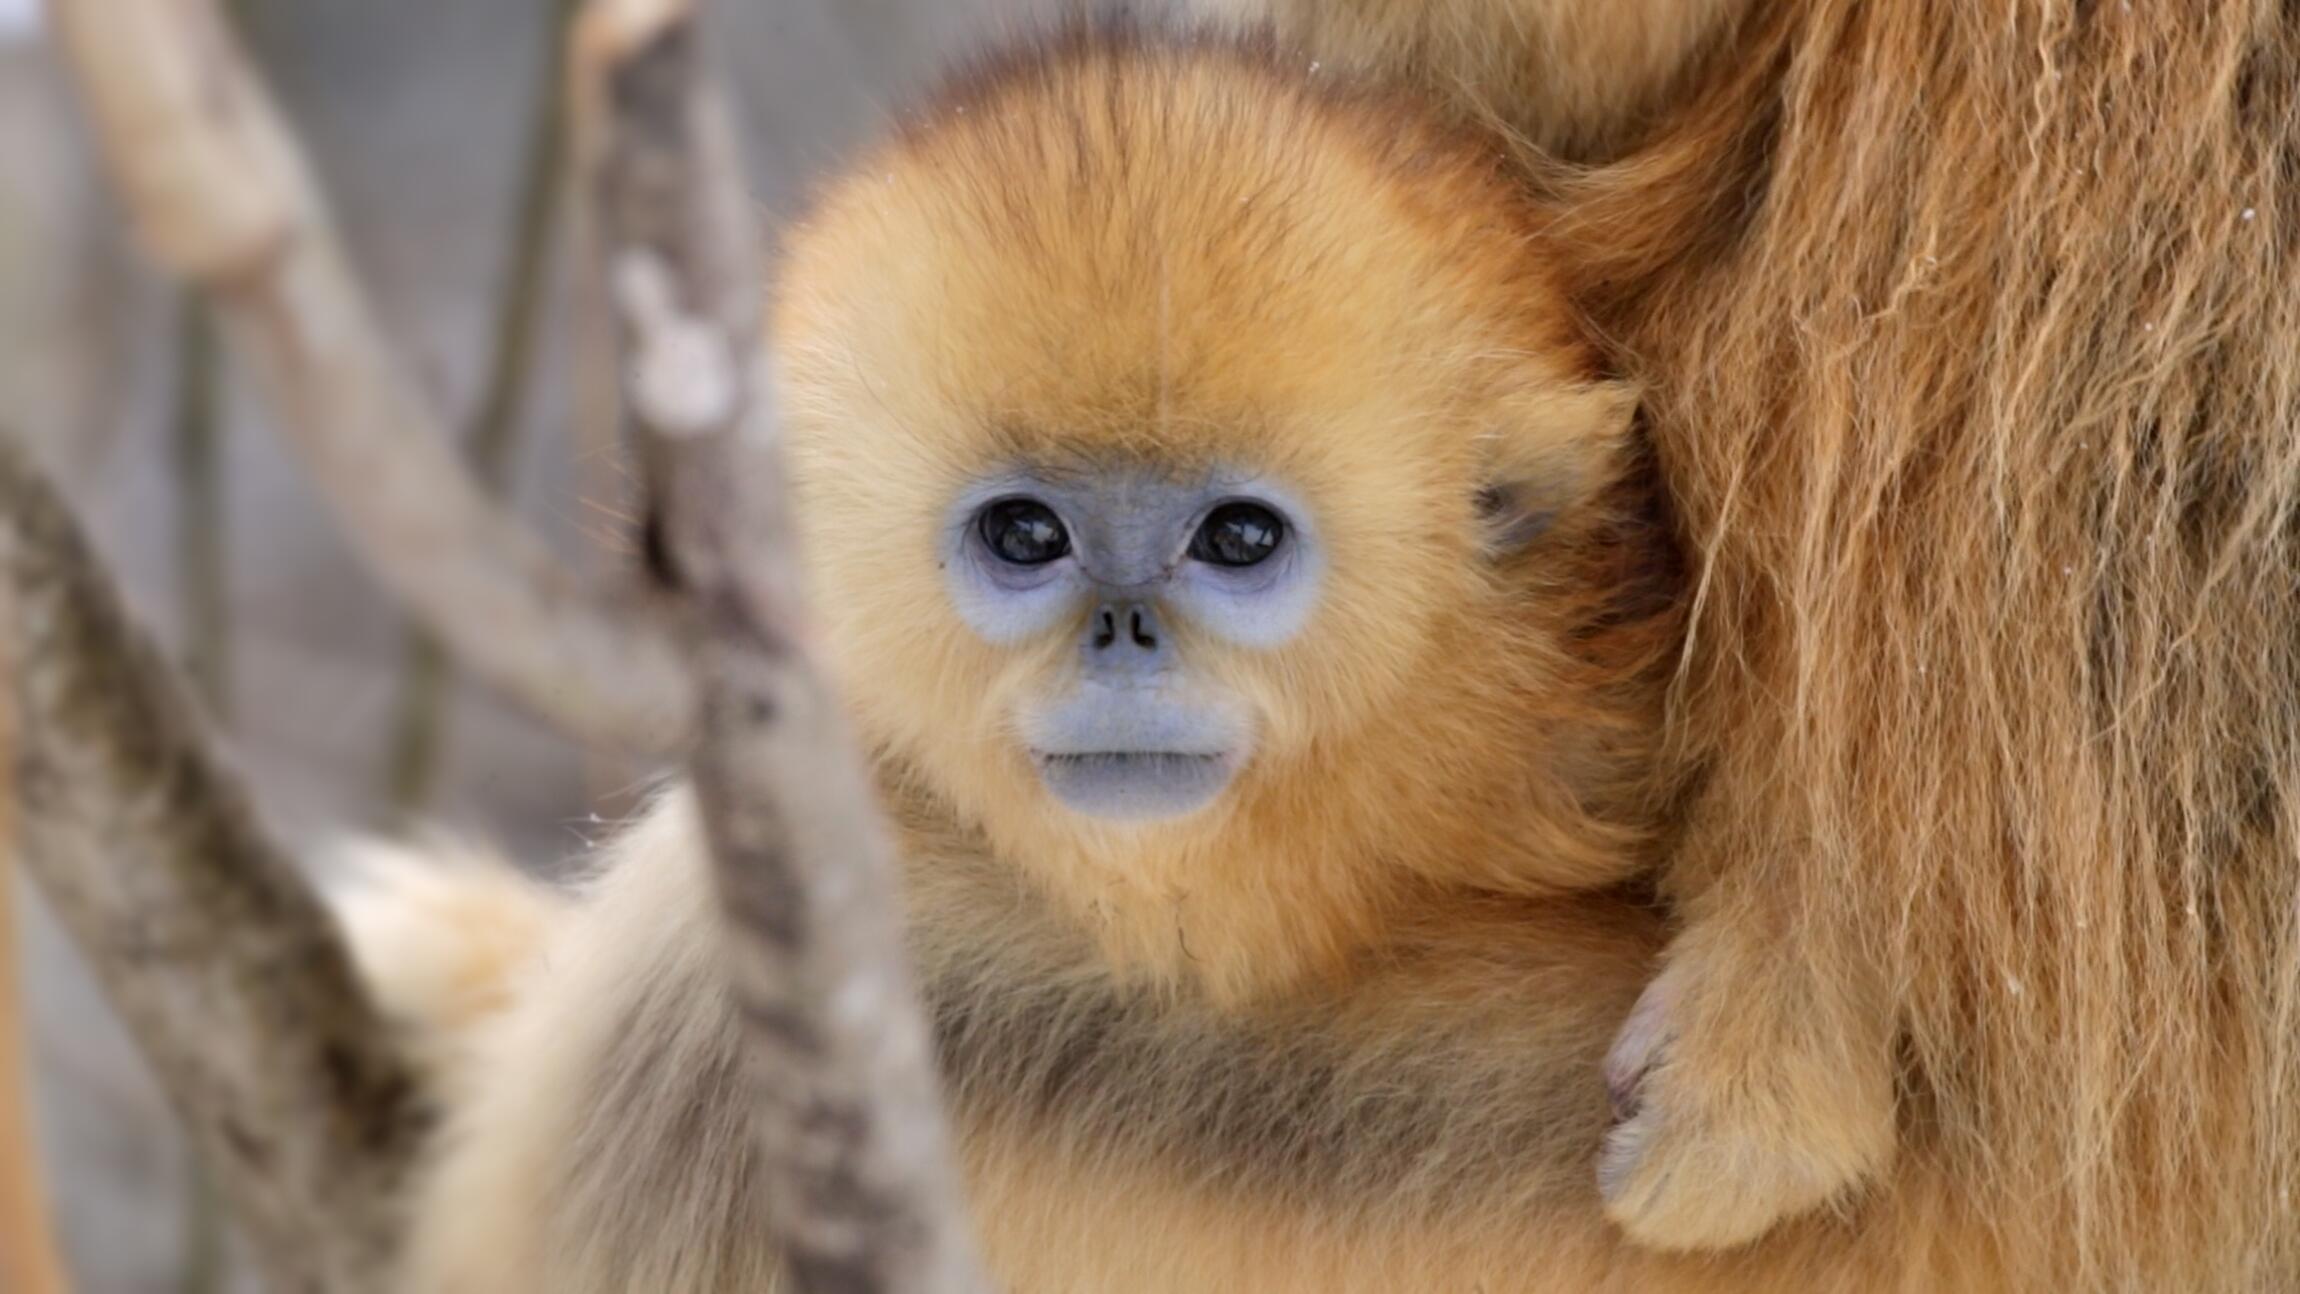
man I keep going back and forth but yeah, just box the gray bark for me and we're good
[51,0,695,759]
[40,0,993,1289]
[1,430,421,1294]
[580,4,989,1290]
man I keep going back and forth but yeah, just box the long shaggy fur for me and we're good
[1190,0,1746,159]
[1221,0,2300,1286]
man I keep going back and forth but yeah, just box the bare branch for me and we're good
[49,0,694,757]
[45,2,984,1288]
[576,2,989,1290]
[385,0,588,818]
[170,297,231,720]
[168,290,234,1294]
[0,431,420,1294]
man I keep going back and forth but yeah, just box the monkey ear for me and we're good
[1476,378,1640,557]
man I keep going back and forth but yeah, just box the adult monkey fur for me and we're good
[1201,0,2300,1286]
[1194,0,1744,160]
[336,30,2029,1293]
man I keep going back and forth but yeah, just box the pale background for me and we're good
[0,1,1106,1286]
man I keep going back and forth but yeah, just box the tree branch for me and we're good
[167,291,234,1294]
[49,0,694,757]
[47,0,986,1287]
[0,431,420,1294]
[170,296,231,720]
[575,2,988,1290]
[384,0,588,820]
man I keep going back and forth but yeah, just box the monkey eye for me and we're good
[978,497,1071,566]
[1189,501,1286,568]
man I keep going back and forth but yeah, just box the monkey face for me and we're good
[939,466,1323,820]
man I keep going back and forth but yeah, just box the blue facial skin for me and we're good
[943,467,1324,822]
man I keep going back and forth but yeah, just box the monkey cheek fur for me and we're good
[1030,750,1241,821]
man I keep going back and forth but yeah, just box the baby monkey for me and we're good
[336,29,1883,1294]
[773,28,1678,1009]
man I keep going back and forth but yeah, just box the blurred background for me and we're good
[0,1,1079,1286]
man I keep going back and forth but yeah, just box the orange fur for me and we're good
[1,874,69,1294]
[775,30,1678,1007]
[341,32,2056,1293]
[1190,0,1747,159]
[350,792,2023,1293]
[340,34,1730,1294]
[0,608,68,1294]
[1217,0,2300,1285]
[344,22,2300,1290]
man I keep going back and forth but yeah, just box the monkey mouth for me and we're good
[1029,750,1235,822]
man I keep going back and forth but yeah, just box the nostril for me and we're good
[1093,609,1118,650]
[1129,608,1157,649]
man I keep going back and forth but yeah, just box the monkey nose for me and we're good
[1088,601,1162,656]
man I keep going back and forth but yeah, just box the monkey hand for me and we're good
[1596,916,1897,1251]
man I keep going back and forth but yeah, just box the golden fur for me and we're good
[1,704,69,1294]
[773,31,1676,1007]
[330,30,2158,1293]
[330,34,1771,1294]
[1190,0,1745,159]
[351,793,2009,1293]
[1208,0,2300,1286]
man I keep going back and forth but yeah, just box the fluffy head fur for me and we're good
[1223,0,2300,1285]
[774,33,1677,1005]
